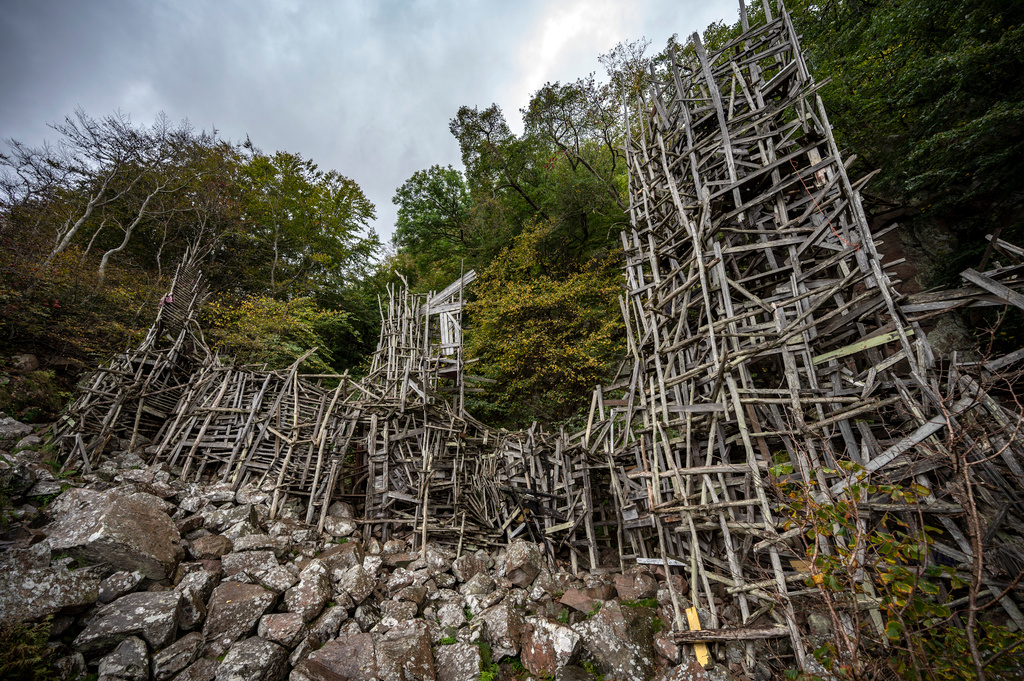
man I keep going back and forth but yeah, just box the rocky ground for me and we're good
[0,414,780,681]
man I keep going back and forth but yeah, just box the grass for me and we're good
[439,636,457,645]
[0,618,59,681]
[621,597,658,609]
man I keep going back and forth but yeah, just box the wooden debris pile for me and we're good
[54,266,605,561]
[581,0,1024,669]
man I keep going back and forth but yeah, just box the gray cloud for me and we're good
[1,0,737,245]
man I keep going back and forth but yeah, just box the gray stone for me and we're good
[380,599,418,621]
[0,416,33,451]
[354,603,380,632]
[259,612,307,649]
[323,516,357,538]
[309,605,349,642]
[573,600,656,681]
[0,548,99,626]
[288,632,322,668]
[176,658,220,681]
[521,616,582,677]
[53,652,87,681]
[201,504,258,533]
[503,539,543,588]
[98,570,144,604]
[231,533,289,559]
[320,541,364,574]
[12,354,39,371]
[437,599,467,629]
[478,600,525,662]
[459,571,495,597]
[203,483,237,504]
[203,582,277,650]
[375,620,435,681]
[221,550,278,577]
[215,637,288,681]
[434,641,481,681]
[451,553,488,583]
[327,500,354,518]
[73,591,183,655]
[97,635,149,681]
[254,565,299,593]
[292,632,377,681]
[152,631,204,680]
[190,534,234,560]
[336,564,375,604]
[175,569,220,630]
[46,487,184,580]
[285,560,331,622]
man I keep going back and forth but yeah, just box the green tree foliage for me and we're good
[201,294,355,373]
[465,221,624,427]
[790,0,1024,276]
[1,111,380,376]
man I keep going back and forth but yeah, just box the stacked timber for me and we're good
[585,0,1024,670]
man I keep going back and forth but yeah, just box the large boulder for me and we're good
[0,416,32,451]
[285,560,331,622]
[0,546,99,626]
[259,613,307,649]
[46,487,184,580]
[374,620,436,681]
[291,632,378,681]
[203,582,277,651]
[97,636,149,681]
[176,569,220,630]
[215,637,288,681]
[521,616,582,677]
[335,563,376,604]
[573,601,657,681]
[478,600,525,662]
[73,591,184,655]
[503,540,543,588]
[152,631,204,681]
[434,641,481,681]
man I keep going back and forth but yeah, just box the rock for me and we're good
[26,479,63,498]
[190,534,234,560]
[73,591,183,655]
[289,632,322,668]
[336,564,376,604]
[99,571,144,603]
[451,553,488,583]
[0,416,33,451]
[97,635,149,681]
[203,582,277,650]
[614,570,658,601]
[321,541,364,574]
[14,433,43,451]
[808,611,832,636]
[478,600,525,662]
[12,354,39,371]
[292,632,377,681]
[231,534,289,559]
[215,637,288,681]
[522,616,582,676]
[221,550,279,577]
[0,548,99,626]
[650,661,711,681]
[285,560,331,622]
[434,641,481,681]
[176,569,220,630]
[176,658,220,681]
[354,603,380,632]
[254,565,300,593]
[201,504,258,533]
[46,487,184,580]
[327,500,354,518]
[260,612,307,649]
[309,605,349,642]
[375,620,435,681]
[323,516,357,538]
[54,652,87,680]
[0,461,36,495]
[503,540,543,588]
[437,599,468,629]
[573,600,657,681]
[152,631,204,680]
[560,588,599,614]
[203,483,237,504]
[459,571,495,597]
[423,543,454,575]
[396,584,428,606]
[380,599,418,622]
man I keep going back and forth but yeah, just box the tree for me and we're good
[465,220,624,427]
[236,149,379,299]
[0,109,211,278]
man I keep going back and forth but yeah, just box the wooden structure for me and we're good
[581,0,1024,669]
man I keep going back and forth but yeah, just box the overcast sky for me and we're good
[1,0,739,245]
